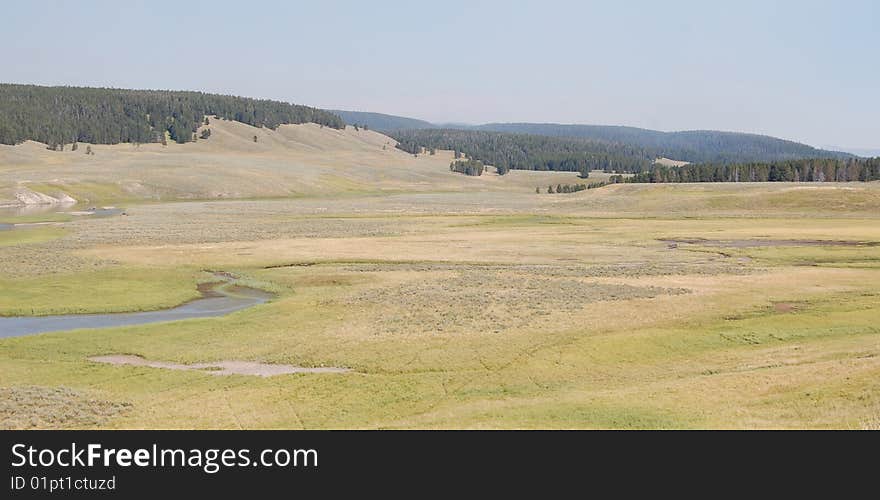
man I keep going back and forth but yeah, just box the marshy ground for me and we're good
[1,125,878,429]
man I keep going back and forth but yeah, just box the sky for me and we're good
[3,0,878,150]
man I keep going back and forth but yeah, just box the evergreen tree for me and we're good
[578,165,590,178]
[623,157,880,184]
[391,128,654,174]
[449,159,485,176]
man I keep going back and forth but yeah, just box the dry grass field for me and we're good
[1,123,878,429]
[0,119,607,206]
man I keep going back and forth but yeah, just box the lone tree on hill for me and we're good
[578,165,590,178]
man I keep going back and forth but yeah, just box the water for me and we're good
[0,283,273,338]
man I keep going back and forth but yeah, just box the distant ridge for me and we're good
[332,110,435,131]
[473,123,851,163]
[326,109,850,164]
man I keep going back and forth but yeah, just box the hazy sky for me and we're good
[3,0,878,149]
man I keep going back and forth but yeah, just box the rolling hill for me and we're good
[0,117,593,207]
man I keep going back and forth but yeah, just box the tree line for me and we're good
[392,129,654,176]
[624,157,880,183]
[0,84,345,147]
[543,183,589,194]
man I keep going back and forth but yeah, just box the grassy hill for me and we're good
[0,118,594,206]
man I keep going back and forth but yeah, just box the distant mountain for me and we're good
[331,110,435,131]
[472,123,852,164]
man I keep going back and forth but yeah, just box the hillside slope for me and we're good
[0,118,587,206]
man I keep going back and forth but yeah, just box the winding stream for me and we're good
[0,279,273,338]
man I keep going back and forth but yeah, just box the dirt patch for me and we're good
[773,302,798,313]
[89,355,351,377]
[660,238,879,248]
[0,386,130,429]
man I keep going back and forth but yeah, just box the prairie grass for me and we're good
[0,386,131,429]
[0,267,202,316]
[0,225,66,247]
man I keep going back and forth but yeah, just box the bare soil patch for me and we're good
[773,302,796,312]
[89,355,351,377]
